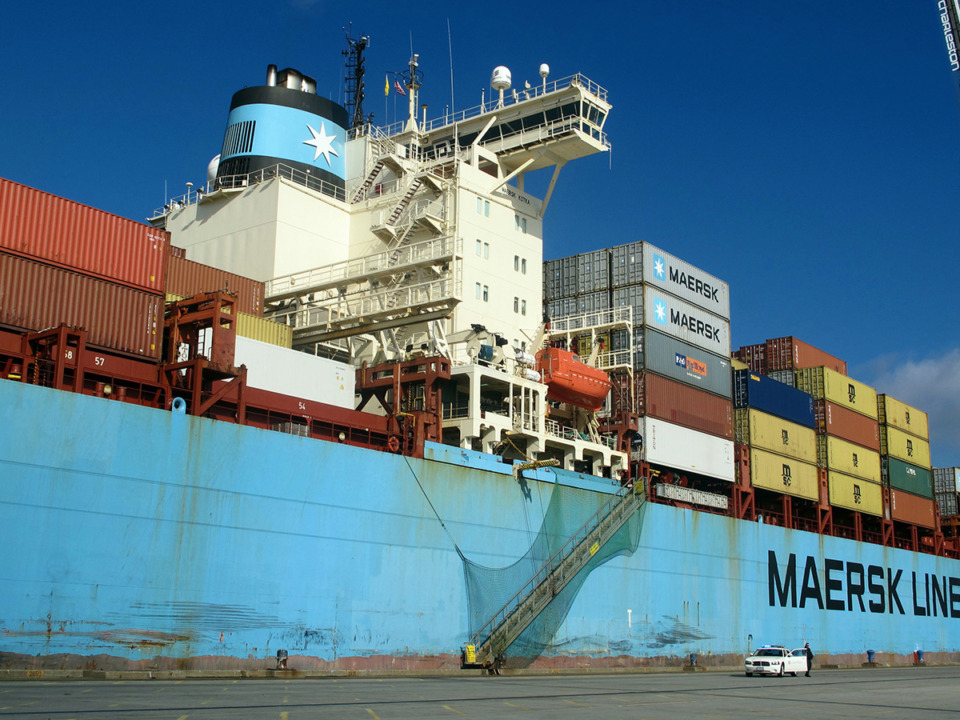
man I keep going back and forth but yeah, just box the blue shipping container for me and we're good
[733,369,815,428]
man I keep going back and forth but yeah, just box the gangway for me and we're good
[462,478,646,672]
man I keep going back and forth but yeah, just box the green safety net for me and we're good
[460,480,643,668]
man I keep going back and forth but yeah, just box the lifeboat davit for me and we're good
[534,347,612,412]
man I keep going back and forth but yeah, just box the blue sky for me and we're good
[2,1,959,467]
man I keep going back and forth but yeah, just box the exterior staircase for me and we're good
[462,480,646,672]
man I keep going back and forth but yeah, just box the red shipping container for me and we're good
[815,400,880,451]
[888,488,936,529]
[165,252,263,317]
[766,336,846,375]
[733,343,765,374]
[0,177,168,294]
[0,251,162,360]
[637,371,733,439]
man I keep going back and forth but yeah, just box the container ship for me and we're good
[2,39,960,675]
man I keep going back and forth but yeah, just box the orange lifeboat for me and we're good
[534,347,612,411]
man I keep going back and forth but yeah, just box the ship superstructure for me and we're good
[152,51,623,477]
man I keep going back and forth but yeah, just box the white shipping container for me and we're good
[642,416,735,482]
[643,285,730,356]
[642,242,730,318]
[235,336,355,409]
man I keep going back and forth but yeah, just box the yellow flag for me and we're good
[385,75,389,96]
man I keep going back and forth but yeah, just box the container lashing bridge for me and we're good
[461,478,646,673]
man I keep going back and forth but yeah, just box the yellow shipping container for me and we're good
[877,394,929,440]
[796,366,878,420]
[828,471,883,517]
[735,408,817,463]
[880,425,932,469]
[731,358,749,371]
[749,447,819,501]
[236,312,293,348]
[166,293,292,348]
[817,435,881,482]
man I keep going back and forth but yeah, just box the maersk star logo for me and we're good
[653,297,667,324]
[652,253,666,281]
[303,122,339,165]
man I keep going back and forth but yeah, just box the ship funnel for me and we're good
[266,64,278,87]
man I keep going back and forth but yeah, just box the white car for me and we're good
[744,646,807,676]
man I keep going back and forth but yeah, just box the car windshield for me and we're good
[756,649,782,656]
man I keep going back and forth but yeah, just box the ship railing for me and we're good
[153,163,346,218]
[272,275,462,330]
[544,419,583,443]
[378,73,608,137]
[266,235,460,301]
[548,307,634,333]
[443,403,470,420]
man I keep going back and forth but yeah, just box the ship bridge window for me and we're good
[582,101,606,127]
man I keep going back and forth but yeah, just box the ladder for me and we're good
[462,480,646,672]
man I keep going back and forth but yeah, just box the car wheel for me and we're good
[791,672,797,677]
[745,672,752,677]
[778,664,784,677]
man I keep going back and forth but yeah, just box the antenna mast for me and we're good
[343,30,370,130]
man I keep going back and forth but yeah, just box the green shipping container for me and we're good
[883,456,933,499]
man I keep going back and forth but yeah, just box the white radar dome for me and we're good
[206,154,221,185]
[491,66,512,91]
[539,63,550,79]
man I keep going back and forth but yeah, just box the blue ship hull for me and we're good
[2,378,959,672]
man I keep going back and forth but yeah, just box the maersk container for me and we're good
[734,408,817,464]
[934,466,960,494]
[882,456,933,499]
[574,290,610,314]
[814,400,880,452]
[765,336,846,375]
[235,336,354,409]
[733,343,765,374]
[888,488,936,529]
[611,283,643,315]
[877,394,929,440]
[0,176,168,294]
[879,425,932,469]
[733,369,814,428]
[642,416,734,482]
[0,250,161,360]
[638,372,733,440]
[748,446,819,501]
[166,253,264,316]
[543,256,579,300]
[641,242,730,318]
[643,285,730,356]
[796,366,877,420]
[610,240,642,288]
[817,434,881,483]
[577,249,609,294]
[828,471,882,517]
[643,329,731,398]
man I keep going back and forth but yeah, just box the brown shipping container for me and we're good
[638,371,733,439]
[814,400,880,451]
[165,253,264,316]
[765,336,846,374]
[733,343,765,374]
[888,488,936,529]
[0,251,161,360]
[0,177,168,294]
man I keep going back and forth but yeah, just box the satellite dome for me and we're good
[491,66,511,91]
[207,154,221,185]
[539,63,550,79]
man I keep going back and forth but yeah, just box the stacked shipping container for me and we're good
[934,467,960,518]
[733,370,819,501]
[545,241,734,482]
[878,394,935,528]
[0,177,167,360]
[796,366,883,518]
